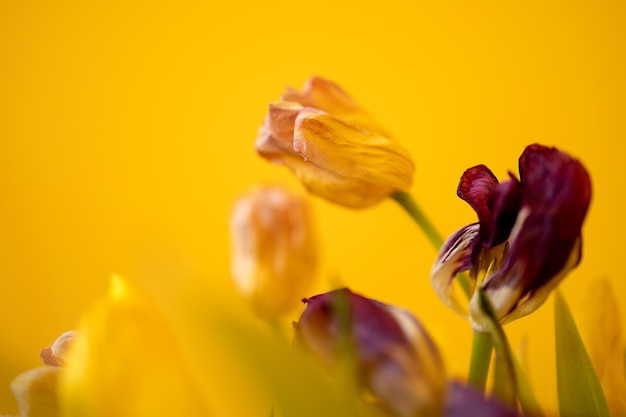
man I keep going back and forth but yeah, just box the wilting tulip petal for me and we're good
[294,288,446,417]
[11,367,60,417]
[293,108,414,192]
[230,186,317,320]
[281,76,386,135]
[431,223,480,317]
[256,77,415,208]
[59,275,211,417]
[432,144,591,330]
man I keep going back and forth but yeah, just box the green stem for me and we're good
[468,329,493,392]
[391,191,444,249]
[514,354,544,417]
[392,191,472,298]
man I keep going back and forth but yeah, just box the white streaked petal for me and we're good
[430,224,480,318]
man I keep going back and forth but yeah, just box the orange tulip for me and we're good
[256,77,414,208]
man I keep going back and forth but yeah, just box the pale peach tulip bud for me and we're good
[256,77,415,208]
[230,186,317,320]
[40,331,77,367]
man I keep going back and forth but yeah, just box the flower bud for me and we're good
[256,77,415,208]
[294,288,446,417]
[230,186,317,320]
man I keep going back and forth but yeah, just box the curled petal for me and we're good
[486,176,522,248]
[293,109,414,192]
[40,331,77,367]
[281,76,385,135]
[431,224,480,317]
[457,165,498,243]
[510,145,590,293]
[254,102,303,163]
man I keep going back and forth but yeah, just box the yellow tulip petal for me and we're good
[293,108,414,192]
[11,366,60,417]
[283,155,393,208]
[59,275,211,417]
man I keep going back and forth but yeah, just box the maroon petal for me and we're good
[486,174,523,248]
[457,165,499,245]
[484,144,591,297]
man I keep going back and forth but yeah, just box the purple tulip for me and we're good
[431,144,591,330]
[294,288,446,417]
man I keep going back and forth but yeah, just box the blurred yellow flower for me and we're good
[230,185,317,320]
[255,77,415,208]
[58,275,211,417]
[583,280,626,417]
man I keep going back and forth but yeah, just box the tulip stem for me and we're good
[468,329,493,393]
[391,191,472,298]
[392,191,444,248]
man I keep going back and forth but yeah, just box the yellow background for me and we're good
[1,0,624,415]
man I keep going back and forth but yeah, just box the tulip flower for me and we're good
[294,288,446,417]
[58,275,211,417]
[431,144,591,330]
[255,77,415,208]
[230,185,317,320]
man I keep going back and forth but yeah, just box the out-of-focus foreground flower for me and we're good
[583,280,626,417]
[255,77,415,208]
[58,275,210,417]
[293,288,519,417]
[230,185,317,320]
[294,288,446,417]
[431,144,591,330]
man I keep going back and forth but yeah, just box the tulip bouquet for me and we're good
[3,77,624,417]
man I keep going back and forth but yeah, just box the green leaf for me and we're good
[554,291,610,417]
